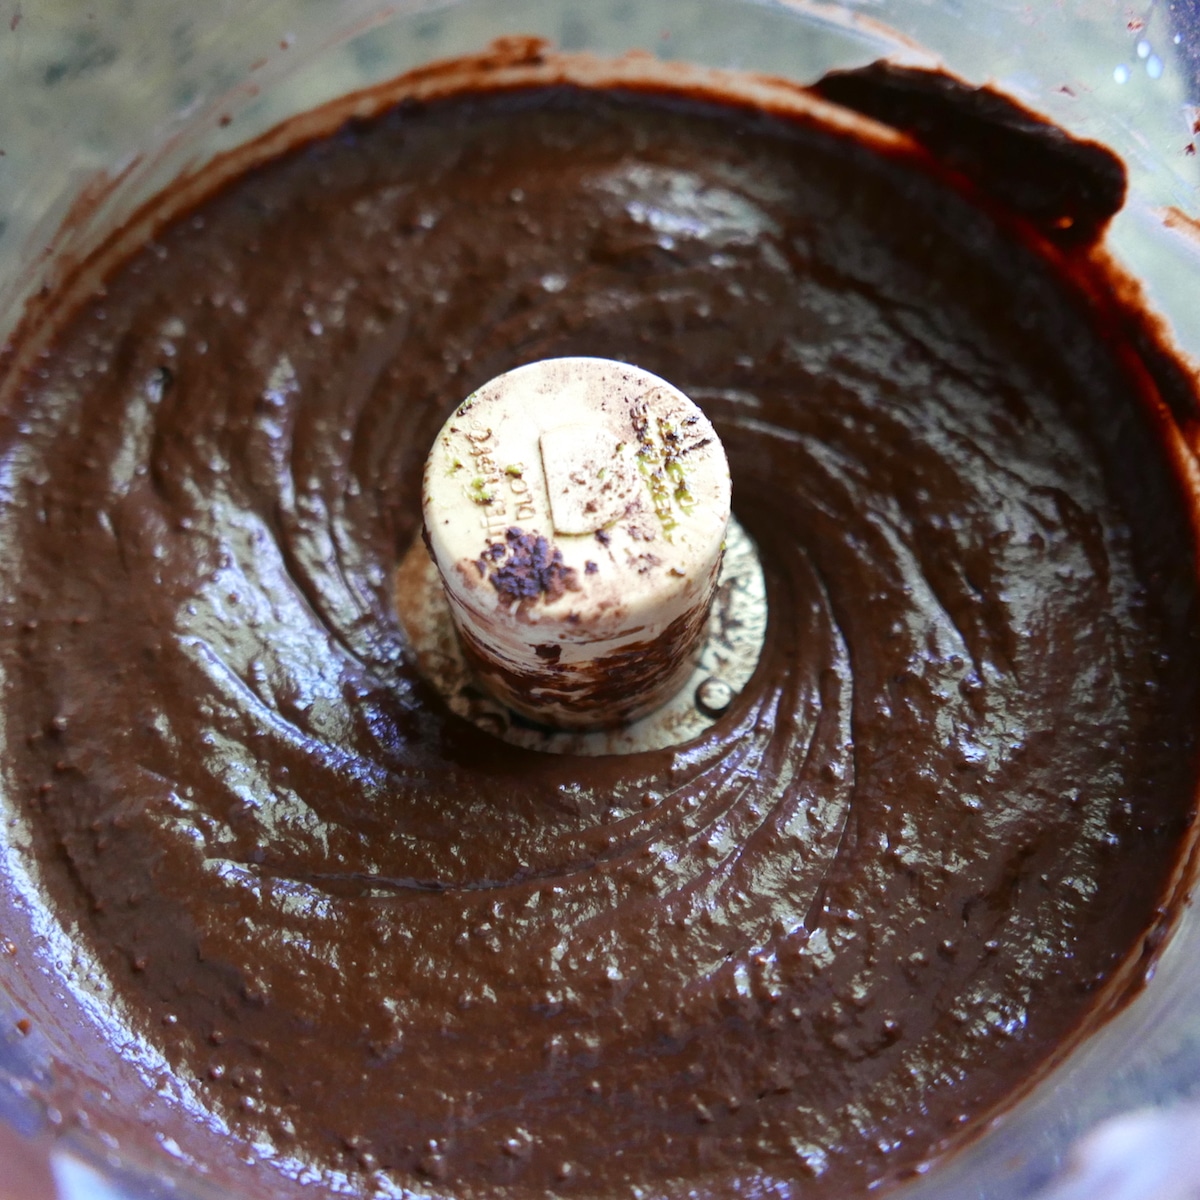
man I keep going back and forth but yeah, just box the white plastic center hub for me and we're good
[421,357,731,729]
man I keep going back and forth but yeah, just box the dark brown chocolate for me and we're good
[813,62,1127,246]
[479,528,579,605]
[0,79,1198,1199]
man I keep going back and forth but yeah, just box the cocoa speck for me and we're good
[480,528,579,604]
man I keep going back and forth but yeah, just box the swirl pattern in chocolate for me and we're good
[1,84,1198,1197]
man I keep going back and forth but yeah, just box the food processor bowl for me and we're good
[1,2,1199,1198]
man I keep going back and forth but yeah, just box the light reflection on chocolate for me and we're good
[0,67,1198,1199]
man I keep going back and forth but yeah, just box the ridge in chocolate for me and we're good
[814,62,1127,245]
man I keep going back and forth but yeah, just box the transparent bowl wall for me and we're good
[1,2,1199,1198]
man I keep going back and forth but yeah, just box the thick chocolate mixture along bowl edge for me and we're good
[0,35,1199,1200]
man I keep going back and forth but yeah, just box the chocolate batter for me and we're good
[1,74,1199,1198]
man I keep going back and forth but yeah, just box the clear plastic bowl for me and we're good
[1,3,1198,1198]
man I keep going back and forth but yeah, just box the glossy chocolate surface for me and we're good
[1,81,1198,1197]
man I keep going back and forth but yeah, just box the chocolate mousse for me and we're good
[0,60,1198,1199]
